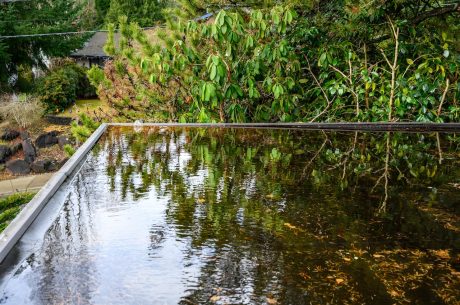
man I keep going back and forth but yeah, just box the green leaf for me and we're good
[210,65,217,80]
[226,44,232,57]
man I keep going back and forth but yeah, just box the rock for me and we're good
[6,159,30,175]
[35,131,59,148]
[20,131,30,140]
[58,158,69,168]
[47,161,59,172]
[31,160,52,173]
[0,145,12,163]
[10,142,22,154]
[22,139,37,163]
[57,135,70,148]
[0,129,20,141]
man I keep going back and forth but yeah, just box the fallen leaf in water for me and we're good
[284,223,297,230]
[210,295,220,302]
[390,290,400,297]
[299,272,310,280]
[197,198,206,204]
[335,278,344,284]
[266,297,277,304]
[432,249,450,259]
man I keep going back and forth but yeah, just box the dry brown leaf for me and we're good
[335,278,344,284]
[284,223,297,230]
[299,272,310,280]
[432,249,450,259]
[267,297,277,304]
[390,290,400,297]
[210,295,220,302]
[373,254,384,258]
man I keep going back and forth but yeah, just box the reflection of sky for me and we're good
[0,133,207,305]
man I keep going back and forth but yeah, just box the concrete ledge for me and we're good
[110,122,460,132]
[0,123,108,263]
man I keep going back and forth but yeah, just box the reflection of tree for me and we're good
[103,127,460,304]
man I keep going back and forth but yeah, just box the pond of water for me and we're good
[0,127,459,304]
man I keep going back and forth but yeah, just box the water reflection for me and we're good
[1,127,460,304]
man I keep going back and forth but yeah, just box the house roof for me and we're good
[71,15,214,59]
[71,32,121,58]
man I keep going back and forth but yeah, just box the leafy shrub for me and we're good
[70,113,101,143]
[63,144,76,157]
[89,3,460,123]
[89,8,300,122]
[38,60,96,113]
[0,95,44,128]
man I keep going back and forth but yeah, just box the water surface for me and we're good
[1,127,459,304]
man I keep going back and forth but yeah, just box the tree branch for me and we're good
[413,3,460,25]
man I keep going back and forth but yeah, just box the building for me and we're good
[70,32,120,68]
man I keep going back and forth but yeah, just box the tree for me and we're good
[0,0,97,92]
[104,0,168,27]
[89,7,300,122]
[89,1,460,122]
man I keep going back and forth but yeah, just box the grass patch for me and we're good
[58,99,111,118]
[0,192,35,233]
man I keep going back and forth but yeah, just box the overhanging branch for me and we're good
[412,2,460,24]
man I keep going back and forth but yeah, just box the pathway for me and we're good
[0,173,54,197]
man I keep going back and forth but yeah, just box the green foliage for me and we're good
[95,0,111,23]
[0,192,35,233]
[37,61,96,113]
[104,0,167,27]
[289,0,460,122]
[0,0,97,91]
[63,144,76,157]
[70,113,101,143]
[90,6,301,122]
[90,1,460,122]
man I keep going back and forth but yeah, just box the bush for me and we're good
[70,113,101,143]
[63,144,76,157]
[37,60,96,113]
[0,95,44,128]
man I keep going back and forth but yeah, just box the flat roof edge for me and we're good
[0,123,108,263]
[109,122,460,132]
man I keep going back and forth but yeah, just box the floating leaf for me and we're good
[210,295,220,302]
